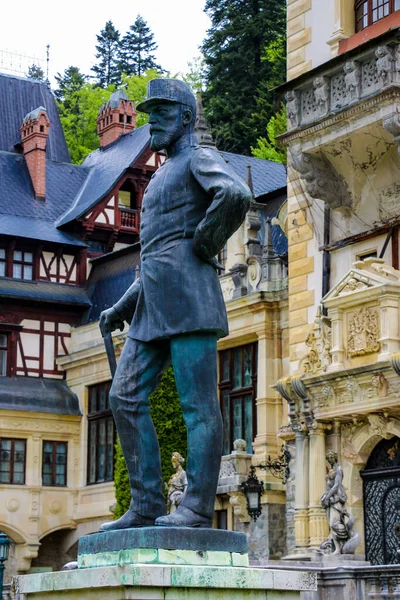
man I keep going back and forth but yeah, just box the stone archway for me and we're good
[361,435,400,565]
[29,528,77,573]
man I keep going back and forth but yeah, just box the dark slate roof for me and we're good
[220,152,286,199]
[0,278,91,307]
[0,214,86,246]
[0,376,81,415]
[0,152,89,243]
[84,244,140,324]
[0,73,70,162]
[100,89,130,111]
[56,125,151,227]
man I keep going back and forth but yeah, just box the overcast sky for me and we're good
[0,0,210,87]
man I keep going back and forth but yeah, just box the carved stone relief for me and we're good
[376,45,395,87]
[285,90,301,129]
[228,491,251,523]
[313,76,330,115]
[347,307,380,358]
[344,61,361,102]
[289,145,352,212]
[300,308,332,375]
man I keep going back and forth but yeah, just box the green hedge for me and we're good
[113,365,188,519]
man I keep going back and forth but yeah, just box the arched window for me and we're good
[355,0,400,32]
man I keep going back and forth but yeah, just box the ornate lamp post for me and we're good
[0,532,11,596]
[240,445,291,521]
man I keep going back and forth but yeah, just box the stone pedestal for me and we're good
[15,527,317,599]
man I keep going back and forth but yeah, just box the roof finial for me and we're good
[246,163,254,196]
[263,217,274,258]
[194,92,216,148]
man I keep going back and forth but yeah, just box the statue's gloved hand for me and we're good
[99,307,125,337]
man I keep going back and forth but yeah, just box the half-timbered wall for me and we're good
[0,244,85,285]
[15,319,70,379]
[39,252,78,285]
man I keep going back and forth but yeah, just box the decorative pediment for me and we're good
[323,258,400,304]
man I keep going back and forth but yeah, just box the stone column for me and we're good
[294,426,309,551]
[308,423,329,548]
[253,331,283,463]
[328,307,345,371]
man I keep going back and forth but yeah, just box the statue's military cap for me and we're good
[136,78,196,116]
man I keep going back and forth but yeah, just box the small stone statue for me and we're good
[320,450,360,555]
[167,452,188,514]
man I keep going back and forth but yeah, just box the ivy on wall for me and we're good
[113,365,188,519]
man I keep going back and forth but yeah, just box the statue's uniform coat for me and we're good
[115,143,251,339]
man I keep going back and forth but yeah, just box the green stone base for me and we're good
[15,563,317,599]
[78,547,249,568]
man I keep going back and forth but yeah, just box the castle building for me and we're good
[0,73,288,579]
[278,0,400,568]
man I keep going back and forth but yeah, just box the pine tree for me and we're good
[119,15,161,77]
[26,64,45,81]
[91,20,121,87]
[54,66,86,107]
[201,0,286,155]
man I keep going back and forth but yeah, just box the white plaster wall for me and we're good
[329,233,390,289]
[306,0,336,69]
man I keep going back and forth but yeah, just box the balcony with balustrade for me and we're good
[280,26,400,217]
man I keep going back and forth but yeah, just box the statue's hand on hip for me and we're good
[99,307,125,337]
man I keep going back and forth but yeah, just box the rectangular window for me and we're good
[13,250,33,280]
[87,382,115,484]
[0,249,5,277]
[219,343,258,455]
[216,509,228,530]
[0,438,26,484]
[0,334,7,376]
[42,441,67,487]
[217,244,228,270]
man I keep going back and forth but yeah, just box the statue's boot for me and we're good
[155,506,211,528]
[99,509,155,532]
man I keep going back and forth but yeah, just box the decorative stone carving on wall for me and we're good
[367,413,399,439]
[344,61,361,102]
[313,76,330,116]
[219,460,237,478]
[376,45,395,87]
[285,90,301,129]
[229,491,251,523]
[347,307,380,357]
[289,145,352,212]
[339,377,362,404]
[338,276,370,295]
[284,32,400,133]
[367,373,388,398]
[300,308,332,375]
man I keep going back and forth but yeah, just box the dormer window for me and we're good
[356,0,400,32]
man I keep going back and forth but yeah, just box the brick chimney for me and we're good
[97,90,137,148]
[19,106,51,200]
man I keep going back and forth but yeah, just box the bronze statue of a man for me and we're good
[100,79,251,530]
